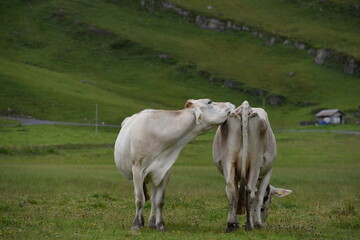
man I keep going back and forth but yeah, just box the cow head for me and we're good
[185,99,235,125]
[260,185,292,223]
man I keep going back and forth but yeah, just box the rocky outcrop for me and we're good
[161,2,191,17]
[148,1,360,77]
[195,16,226,32]
[294,41,307,50]
[344,58,358,75]
[314,48,332,65]
[140,0,156,13]
[267,95,286,105]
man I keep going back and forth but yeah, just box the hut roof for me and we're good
[315,109,345,117]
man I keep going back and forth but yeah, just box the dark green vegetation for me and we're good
[0,125,359,239]
[0,0,359,127]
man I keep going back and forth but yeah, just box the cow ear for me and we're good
[229,111,238,119]
[249,112,258,119]
[195,109,203,125]
[185,99,194,108]
[229,109,241,120]
[270,186,292,198]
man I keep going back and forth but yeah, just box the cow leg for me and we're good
[148,187,156,229]
[224,164,239,232]
[149,170,171,231]
[132,166,145,230]
[245,168,260,231]
[253,170,272,228]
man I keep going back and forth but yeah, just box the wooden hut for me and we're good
[315,109,345,124]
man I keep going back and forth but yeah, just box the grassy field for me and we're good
[0,124,359,239]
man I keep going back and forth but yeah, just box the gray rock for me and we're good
[266,37,276,46]
[232,24,242,31]
[344,58,358,75]
[197,70,211,78]
[226,21,233,29]
[223,79,243,89]
[242,25,250,31]
[158,53,171,59]
[267,95,286,105]
[294,41,307,50]
[161,2,191,17]
[195,16,225,32]
[314,49,332,65]
[287,72,295,77]
[283,40,291,46]
[307,48,316,56]
[244,88,267,97]
[208,77,225,84]
[140,0,156,13]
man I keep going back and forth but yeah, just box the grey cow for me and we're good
[212,101,291,232]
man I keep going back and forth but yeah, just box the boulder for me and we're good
[242,25,250,32]
[226,21,233,29]
[307,48,316,56]
[283,40,291,46]
[140,0,156,13]
[266,37,276,46]
[161,2,191,17]
[344,58,358,75]
[294,41,307,50]
[232,24,242,31]
[208,76,225,84]
[195,16,225,32]
[267,94,286,105]
[314,48,332,65]
[223,79,243,90]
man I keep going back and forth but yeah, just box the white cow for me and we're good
[212,101,291,232]
[115,99,235,231]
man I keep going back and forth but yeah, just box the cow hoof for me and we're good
[131,224,142,231]
[254,222,263,229]
[132,216,144,230]
[148,218,156,229]
[226,222,239,233]
[245,224,254,231]
[156,222,166,231]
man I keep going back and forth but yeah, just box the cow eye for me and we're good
[207,101,212,104]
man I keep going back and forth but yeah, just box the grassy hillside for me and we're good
[171,0,360,58]
[0,0,359,127]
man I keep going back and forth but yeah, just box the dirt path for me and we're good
[275,129,360,135]
[0,116,121,128]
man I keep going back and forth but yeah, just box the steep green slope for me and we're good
[0,0,359,127]
[0,0,253,124]
[170,0,360,58]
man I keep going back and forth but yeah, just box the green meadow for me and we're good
[0,125,359,239]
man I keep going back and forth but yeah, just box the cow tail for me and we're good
[237,101,249,214]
